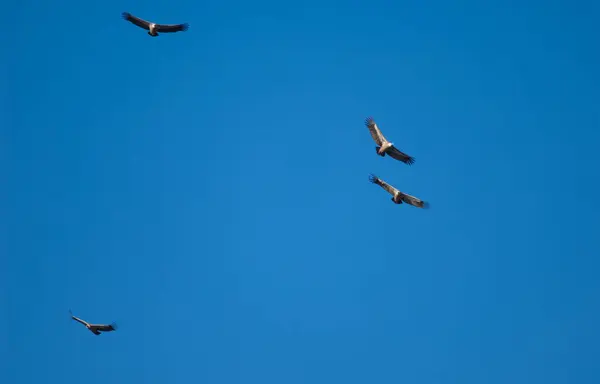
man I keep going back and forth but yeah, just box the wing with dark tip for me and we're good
[368,174,398,197]
[387,146,415,165]
[156,23,189,33]
[92,323,118,332]
[364,117,386,146]
[401,193,429,209]
[122,12,151,30]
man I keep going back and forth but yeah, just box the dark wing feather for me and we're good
[156,23,189,33]
[368,174,398,196]
[387,146,415,165]
[401,193,428,208]
[122,12,151,30]
[93,323,117,332]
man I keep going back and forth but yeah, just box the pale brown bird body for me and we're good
[365,117,415,165]
[122,12,189,37]
[369,174,429,208]
[70,311,118,336]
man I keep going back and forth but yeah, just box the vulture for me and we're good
[365,117,415,165]
[122,12,189,36]
[70,310,118,336]
[369,174,429,208]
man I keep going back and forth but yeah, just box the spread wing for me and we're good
[156,23,189,33]
[122,12,151,30]
[70,313,90,327]
[368,174,398,197]
[91,322,118,332]
[401,193,429,209]
[364,117,387,146]
[387,146,415,165]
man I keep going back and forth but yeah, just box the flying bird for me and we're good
[369,174,429,208]
[364,117,415,165]
[70,310,118,336]
[122,12,189,37]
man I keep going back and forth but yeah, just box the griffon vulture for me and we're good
[369,174,429,208]
[70,310,118,335]
[122,12,189,37]
[365,117,415,165]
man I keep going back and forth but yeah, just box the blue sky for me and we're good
[5,0,600,383]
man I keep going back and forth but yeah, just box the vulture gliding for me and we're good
[70,310,118,336]
[369,174,429,208]
[122,12,189,37]
[365,117,415,165]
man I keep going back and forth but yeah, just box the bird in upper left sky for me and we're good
[122,12,189,37]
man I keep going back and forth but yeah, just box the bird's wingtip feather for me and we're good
[368,174,378,183]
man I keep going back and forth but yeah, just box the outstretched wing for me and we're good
[387,146,415,165]
[364,117,387,146]
[401,193,429,209]
[368,174,398,197]
[92,322,118,332]
[70,313,90,327]
[156,23,189,33]
[122,12,151,30]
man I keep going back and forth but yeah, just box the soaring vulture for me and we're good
[122,12,189,37]
[70,310,118,336]
[365,117,415,165]
[369,174,429,208]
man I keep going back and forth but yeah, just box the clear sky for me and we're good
[5,0,600,383]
